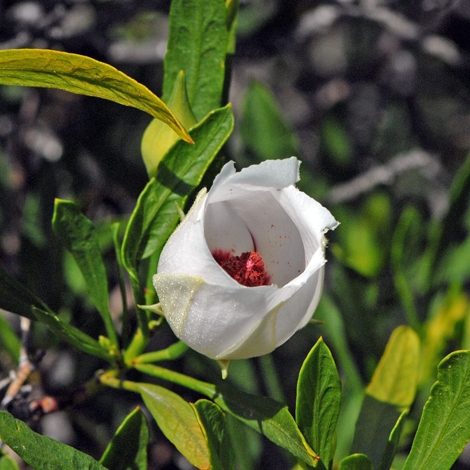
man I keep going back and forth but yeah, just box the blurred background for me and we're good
[1,0,470,468]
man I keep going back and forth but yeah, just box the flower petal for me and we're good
[218,254,326,360]
[204,200,254,255]
[157,190,233,287]
[154,273,279,359]
[154,158,339,361]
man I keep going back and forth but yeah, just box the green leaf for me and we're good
[418,150,470,291]
[339,454,373,470]
[351,396,402,470]
[391,207,422,331]
[0,451,20,470]
[138,383,210,470]
[52,200,118,348]
[32,307,113,362]
[194,399,235,470]
[296,337,342,467]
[213,383,319,467]
[0,314,21,363]
[0,410,107,470]
[402,350,470,470]
[321,115,354,167]
[352,326,420,469]
[378,410,408,470]
[133,362,317,466]
[100,407,149,470]
[225,414,261,470]
[0,267,49,320]
[122,104,234,297]
[315,295,363,393]
[240,81,298,162]
[332,193,392,278]
[163,0,229,120]
[366,326,420,408]
[0,49,191,143]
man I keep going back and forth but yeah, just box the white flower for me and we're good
[153,158,339,360]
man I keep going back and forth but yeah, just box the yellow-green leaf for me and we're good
[138,383,210,470]
[367,325,420,408]
[0,49,192,143]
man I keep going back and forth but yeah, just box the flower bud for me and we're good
[141,71,197,178]
[153,158,339,360]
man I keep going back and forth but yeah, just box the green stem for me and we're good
[100,369,141,393]
[112,223,129,348]
[134,341,189,364]
[132,363,216,398]
[123,327,149,363]
[130,276,150,339]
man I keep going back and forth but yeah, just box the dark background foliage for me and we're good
[1,0,470,469]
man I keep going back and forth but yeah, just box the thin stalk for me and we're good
[123,327,149,363]
[134,341,189,364]
[132,363,216,398]
[100,370,141,393]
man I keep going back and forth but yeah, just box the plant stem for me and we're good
[123,327,149,363]
[99,369,141,393]
[134,341,189,364]
[132,363,216,398]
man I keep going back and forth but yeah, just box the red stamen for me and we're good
[213,250,270,287]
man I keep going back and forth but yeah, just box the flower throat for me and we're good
[212,250,270,287]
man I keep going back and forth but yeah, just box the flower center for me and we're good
[212,250,270,287]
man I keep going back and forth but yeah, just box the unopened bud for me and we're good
[141,71,197,178]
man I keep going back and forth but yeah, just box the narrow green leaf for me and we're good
[194,399,234,470]
[225,414,261,470]
[213,383,320,467]
[339,454,373,470]
[0,452,20,470]
[0,49,191,142]
[100,407,148,470]
[122,104,234,296]
[296,337,342,467]
[402,350,470,470]
[112,222,130,347]
[52,200,118,348]
[0,314,21,363]
[351,395,402,469]
[419,150,470,291]
[352,326,420,469]
[391,207,422,331]
[240,81,298,162]
[0,267,49,320]
[163,0,229,120]
[32,307,113,362]
[0,410,107,470]
[366,326,420,408]
[378,410,408,470]
[315,295,363,393]
[138,383,210,470]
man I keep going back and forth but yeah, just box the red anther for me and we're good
[213,250,270,287]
